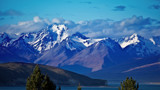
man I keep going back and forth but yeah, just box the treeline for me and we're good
[26,65,138,90]
[119,77,139,90]
[26,65,82,90]
[26,65,57,90]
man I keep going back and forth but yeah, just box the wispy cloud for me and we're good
[0,16,160,38]
[0,16,49,34]
[0,9,23,16]
[113,5,126,11]
[69,16,160,38]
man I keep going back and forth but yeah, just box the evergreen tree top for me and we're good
[26,65,56,90]
[119,77,139,90]
[33,64,41,74]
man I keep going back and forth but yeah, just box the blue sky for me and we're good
[0,0,160,25]
[0,0,160,38]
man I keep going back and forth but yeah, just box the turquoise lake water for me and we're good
[0,84,160,90]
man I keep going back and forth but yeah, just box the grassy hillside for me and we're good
[0,62,106,86]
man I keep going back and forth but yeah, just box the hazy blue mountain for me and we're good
[0,32,12,46]
[88,55,160,83]
[8,37,38,62]
[0,46,27,63]
[60,38,123,74]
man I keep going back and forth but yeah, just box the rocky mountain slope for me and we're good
[0,24,160,82]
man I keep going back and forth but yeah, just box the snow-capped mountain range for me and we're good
[0,24,160,77]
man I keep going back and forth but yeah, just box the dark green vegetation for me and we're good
[119,77,139,90]
[77,83,81,90]
[0,62,106,86]
[26,65,56,90]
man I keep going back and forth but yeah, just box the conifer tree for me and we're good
[119,77,139,90]
[77,83,81,90]
[26,77,32,90]
[26,65,56,90]
[41,74,56,90]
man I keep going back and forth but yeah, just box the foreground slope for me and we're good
[0,62,106,86]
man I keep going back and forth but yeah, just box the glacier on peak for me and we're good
[20,24,81,52]
[119,33,160,56]
[51,24,69,42]
[119,33,142,48]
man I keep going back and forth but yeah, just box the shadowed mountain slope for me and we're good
[0,62,106,86]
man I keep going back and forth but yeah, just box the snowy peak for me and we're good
[0,32,11,46]
[120,34,160,57]
[8,36,38,61]
[0,24,100,53]
[23,29,58,52]
[9,36,38,55]
[70,32,104,47]
[0,32,8,38]
[118,33,160,57]
[10,37,29,48]
[20,24,69,52]
[22,32,37,44]
[61,38,122,72]
[64,37,86,51]
[51,24,68,42]
[52,24,67,32]
[71,32,89,39]
[69,32,93,47]
[95,38,122,52]
[130,33,139,39]
[120,33,143,48]
[102,38,118,47]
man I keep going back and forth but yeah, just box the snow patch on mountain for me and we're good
[0,33,9,43]
[119,33,160,57]
[0,32,13,47]
[64,37,86,51]
[152,36,160,47]
[120,33,140,48]
[20,24,69,52]
[71,34,104,47]
[51,24,68,42]
[149,38,155,45]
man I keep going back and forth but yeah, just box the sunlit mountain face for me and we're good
[0,0,160,83]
